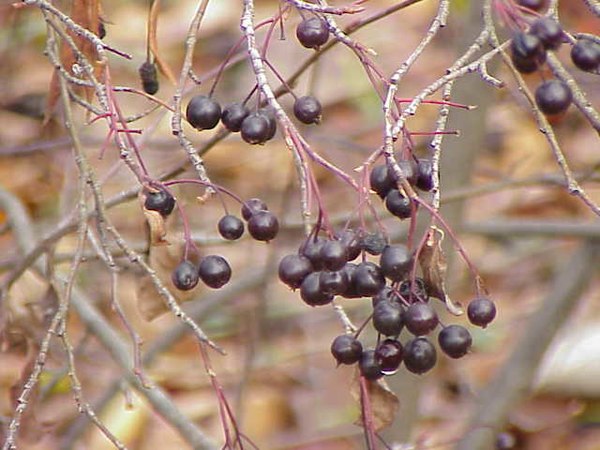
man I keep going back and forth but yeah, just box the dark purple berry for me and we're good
[375,339,403,374]
[404,302,438,336]
[369,164,396,199]
[300,236,326,270]
[398,278,428,302]
[510,31,546,73]
[98,21,106,39]
[359,349,383,380]
[186,95,222,130]
[335,229,361,261]
[278,254,313,289]
[241,198,268,221]
[172,260,199,291]
[296,17,329,49]
[293,95,322,124]
[144,188,175,217]
[516,0,546,11]
[259,108,277,140]
[371,286,399,308]
[354,262,385,297]
[221,102,250,132]
[240,112,271,145]
[247,211,279,241]
[379,245,412,282]
[530,18,563,50]
[198,255,231,289]
[320,240,348,271]
[384,190,412,219]
[404,337,437,374]
[139,62,159,95]
[319,270,349,295]
[331,334,363,365]
[300,272,334,306]
[217,215,244,240]
[360,232,387,256]
[438,325,472,358]
[535,80,572,115]
[467,297,497,328]
[339,263,361,298]
[571,38,600,72]
[416,159,435,191]
[373,301,404,336]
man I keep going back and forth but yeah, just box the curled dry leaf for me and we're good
[418,225,463,316]
[147,0,177,86]
[143,209,169,247]
[350,371,399,432]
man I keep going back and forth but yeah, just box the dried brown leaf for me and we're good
[148,0,177,86]
[143,209,169,247]
[351,373,399,431]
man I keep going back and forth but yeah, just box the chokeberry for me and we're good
[403,337,437,374]
[467,297,496,328]
[354,262,385,297]
[535,80,572,115]
[510,31,545,73]
[278,254,313,289]
[259,108,277,140]
[571,38,600,72]
[398,278,428,302]
[320,240,348,271]
[373,301,404,336]
[384,190,412,219]
[516,0,546,10]
[293,95,322,124]
[186,95,222,130]
[369,164,396,199]
[404,302,438,336]
[360,232,387,256]
[359,349,383,380]
[319,269,349,295]
[372,286,399,308]
[198,255,231,289]
[144,188,176,217]
[438,325,472,359]
[300,272,334,306]
[300,235,326,270]
[172,260,199,291]
[296,17,329,49]
[339,263,361,298]
[379,245,412,282]
[221,102,250,132]
[217,214,244,240]
[335,229,361,261]
[375,339,403,374]
[331,334,363,365]
[240,113,271,144]
[529,18,563,50]
[138,61,159,95]
[241,198,268,221]
[247,211,279,241]
[416,159,435,191]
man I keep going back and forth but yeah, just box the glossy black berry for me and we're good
[571,39,600,72]
[335,229,361,261]
[331,334,363,365]
[379,245,412,282]
[296,17,329,49]
[172,260,199,291]
[398,278,428,302]
[404,302,438,336]
[373,301,404,336]
[300,272,334,306]
[198,255,231,289]
[278,254,313,289]
[247,211,279,241]
[186,95,222,130]
[144,188,176,217]
[241,198,268,220]
[516,0,546,11]
[359,349,383,380]
[339,263,361,298]
[139,62,159,95]
[375,339,403,374]
[354,262,386,297]
[217,215,244,240]
[300,236,326,270]
[438,325,472,359]
[384,190,412,219]
[510,31,545,73]
[416,159,434,191]
[240,112,271,145]
[360,232,387,256]
[319,269,349,295]
[320,240,348,271]
[221,102,250,132]
[535,80,572,115]
[293,95,322,124]
[260,108,277,140]
[467,297,496,328]
[403,337,437,374]
[529,18,563,50]
[369,164,396,199]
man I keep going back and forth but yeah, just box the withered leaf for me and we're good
[143,209,169,247]
[351,372,400,432]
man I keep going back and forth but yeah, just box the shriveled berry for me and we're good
[385,189,412,219]
[404,337,437,374]
[354,262,385,297]
[335,229,361,261]
[373,301,404,336]
[221,102,250,132]
[361,232,387,256]
[319,269,349,295]
[186,95,222,130]
[398,278,428,302]
[320,240,348,271]
[416,159,434,191]
[467,297,497,327]
[278,254,313,289]
[438,325,472,359]
[241,198,268,220]
[300,272,334,306]
[530,18,563,50]
[404,302,438,336]
[369,164,396,199]
[139,62,159,95]
[535,80,572,115]
[293,95,322,124]
[144,188,175,217]
[331,334,363,365]
[240,112,271,144]
[571,38,600,72]
[375,339,403,374]
[247,211,279,241]
[217,215,244,240]
[296,17,329,49]
[372,286,399,308]
[379,245,412,282]
[172,260,199,291]
[198,255,231,289]
[359,349,383,380]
